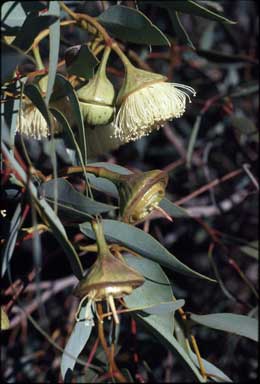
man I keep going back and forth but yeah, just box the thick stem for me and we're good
[91,219,109,255]
[59,1,113,46]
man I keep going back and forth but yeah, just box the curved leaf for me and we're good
[97,5,170,46]
[53,74,87,163]
[61,303,93,380]
[40,178,116,223]
[45,1,60,105]
[1,41,34,83]
[1,203,22,277]
[190,313,258,342]
[136,315,206,382]
[159,198,189,218]
[66,44,99,80]
[146,1,236,24]
[24,83,51,127]
[124,254,177,333]
[12,14,59,51]
[80,220,215,282]
[168,11,195,49]
[1,143,84,279]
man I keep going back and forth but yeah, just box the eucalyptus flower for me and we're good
[16,96,70,139]
[114,51,196,143]
[74,220,144,324]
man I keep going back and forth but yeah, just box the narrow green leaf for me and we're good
[159,198,189,218]
[123,255,204,380]
[2,1,26,27]
[124,254,176,333]
[53,74,87,163]
[136,315,206,382]
[190,313,258,342]
[1,41,34,83]
[12,14,59,51]
[40,178,116,223]
[61,303,93,380]
[65,44,99,80]
[1,203,22,277]
[197,49,258,64]
[187,113,202,168]
[169,11,195,49]
[97,5,170,46]
[20,1,47,13]
[188,348,233,382]
[24,83,51,127]
[36,198,84,279]
[80,220,216,282]
[147,0,236,24]
[45,1,60,105]
[1,143,84,279]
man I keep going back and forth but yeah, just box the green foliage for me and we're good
[1,1,258,383]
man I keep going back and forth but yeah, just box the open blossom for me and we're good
[16,97,70,140]
[114,81,196,143]
[113,51,196,143]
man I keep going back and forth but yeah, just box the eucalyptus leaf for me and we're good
[1,203,22,277]
[12,14,59,51]
[190,313,258,342]
[97,5,170,46]
[66,44,99,80]
[124,254,176,333]
[145,1,236,24]
[24,83,51,127]
[2,1,27,28]
[187,114,203,168]
[80,220,215,282]
[159,198,189,218]
[61,303,93,381]
[136,315,205,382]
[1,143,84,279]
[53,74,87,163]
[197,49,258,64]
[1,41,33,83]
[40,178,116,223]
[168,11,195,49]
[188,348,233,382]
[45,1,60,105]
[174,318,232,381]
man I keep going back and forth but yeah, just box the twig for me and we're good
[174,168,243,206]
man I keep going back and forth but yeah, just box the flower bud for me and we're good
[117,170,168,223]
[74,221,144,301]
[76,47,115,126]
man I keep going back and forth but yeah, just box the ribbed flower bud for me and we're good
[83,167,169,224]
[116,170,168,223]
[74,221,144,323]
[76,47,115,126]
